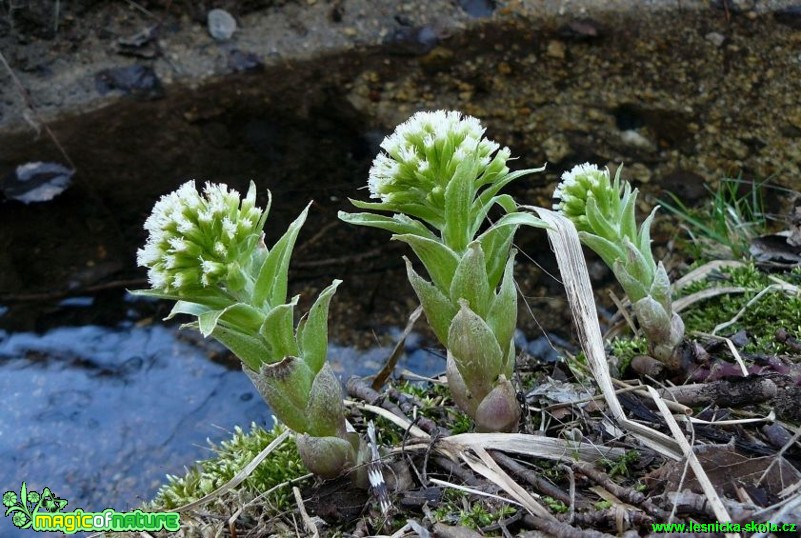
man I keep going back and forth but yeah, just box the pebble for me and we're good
[546,40,566,60]
[458,0,495,18]
[208,9,237,41]
[705,32,725,47]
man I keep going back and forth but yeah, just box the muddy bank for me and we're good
[3,1,801,341]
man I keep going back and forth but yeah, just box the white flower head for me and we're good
[137,180,266,293]
[553,163,629,235]
[367,110,510,203]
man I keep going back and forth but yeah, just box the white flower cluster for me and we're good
[367,110,510,202]
[552,162,607,211]
[137,180,265,293]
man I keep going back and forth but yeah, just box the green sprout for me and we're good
[340,110,547,432]
[136,181,362,479]
[553,163,684,368]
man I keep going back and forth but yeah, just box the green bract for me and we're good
[340,110,547,432]
[136,181,361,479]
[554,163,684,366]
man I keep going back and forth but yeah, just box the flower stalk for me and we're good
[135,181,361,478]
[339,110,547,431]
[553,163,684,367]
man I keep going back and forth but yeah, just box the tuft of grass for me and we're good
[149,422,306,513]
[660,176,768,262]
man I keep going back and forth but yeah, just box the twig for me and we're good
[372,305,423,390]
[571,461,669,520]
[0,51,75,170]
[292,487,319,538]
[521,514,615,538]
[489,450,577,507]
[346,377,442,435]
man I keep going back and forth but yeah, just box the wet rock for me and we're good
[705,31,726,47]
[627,162,653,184]
[2,162,73,204]
[543,134,570,164]
[116,26,160,59]
[659,169,708,205]
[94,64,164,100]
[208,9,237,41]
[775,6,801,29]
[546,39,566,60]
[383,26,439,56]
[228,49,264,72]
[457,0,495,18]
[558,19,603,40]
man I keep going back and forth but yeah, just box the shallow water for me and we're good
[0,295,442,536]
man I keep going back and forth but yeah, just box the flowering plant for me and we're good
[553,163,684,366]
[340,110,547,432]
[135,181,361,478]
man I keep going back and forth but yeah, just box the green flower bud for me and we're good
[554,163,685,366]
[474,375,520,433]
[368,110,508,208]
[137,180,265,295]
[295,434,357,479]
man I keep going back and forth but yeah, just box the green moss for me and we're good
[542,496,569,513]
[610,336,649,373]
[600,450,639,478]
[395,380,473,435]
[679,264,801,354]
[149,422,306,512]
[431,489,517,531]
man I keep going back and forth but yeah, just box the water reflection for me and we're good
[0,307,441,535]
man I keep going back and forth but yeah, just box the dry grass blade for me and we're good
[461,445,556,521]
[344,400,431,439]
[693,333,748,375]
[293,486,320,538]
[372,305,423,390]
[672,260,745,290]
[172,428,292,512]
[673,286,746,313]
[644,385,734,528]
[440,433,625,463]
[525,206,682,460]
[712,281,799,335]
[428,477,522,506]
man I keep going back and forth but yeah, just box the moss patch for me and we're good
[150,423,306,513]
[679,264,801,355]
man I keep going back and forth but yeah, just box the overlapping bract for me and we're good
[341,110,547,431]
[554,164,684,366]
[136,181,358,478]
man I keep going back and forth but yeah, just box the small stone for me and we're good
[705,32,725,47]
[620,129,654,151]
[343,27,357,37]
[546,40,566,60]
[207,9,237,41]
